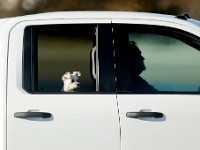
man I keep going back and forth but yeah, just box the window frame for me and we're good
[22,24,115,94]
[113,24,200,94]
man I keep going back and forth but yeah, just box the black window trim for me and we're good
[22,24,116,94]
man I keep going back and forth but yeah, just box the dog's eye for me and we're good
[71,79,74,82]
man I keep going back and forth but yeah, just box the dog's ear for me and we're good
[77,71,81,76]
[62,72,71,81]
[62,74,66,81]
[65,72,71,78]
[72,71,81,77]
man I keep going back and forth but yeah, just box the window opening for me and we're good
[114,25,200,93]
[23,25,99,93]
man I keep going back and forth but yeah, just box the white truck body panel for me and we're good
[7,18,120,150]
[0,11,199,150]
[112,17,200,150]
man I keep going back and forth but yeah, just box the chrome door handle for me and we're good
[14,112,52,119]
[126,112,163,118]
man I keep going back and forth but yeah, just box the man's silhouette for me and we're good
[129,41,157,93]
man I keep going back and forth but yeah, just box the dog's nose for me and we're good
[77,83,80,87]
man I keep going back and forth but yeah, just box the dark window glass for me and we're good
[37,28,96,92]
[115,25,200,93]
[128,33,200,92]
[23,25,97,93]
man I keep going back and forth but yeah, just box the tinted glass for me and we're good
[37,28,95,92]
[128,33,200,92]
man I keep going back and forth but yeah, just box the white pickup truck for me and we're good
[0,11,200,150]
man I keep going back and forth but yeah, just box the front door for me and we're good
[113,24,200,150]
[7,20,120,150]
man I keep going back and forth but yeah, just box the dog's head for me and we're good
[62,71,81,92]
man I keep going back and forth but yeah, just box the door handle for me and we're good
[14,112,52,119]
[126,112,163,118]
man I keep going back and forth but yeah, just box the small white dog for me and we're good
[62,71,81,92]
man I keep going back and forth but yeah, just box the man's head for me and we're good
[129,41,146,75]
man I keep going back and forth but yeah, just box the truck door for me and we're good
[113,23,200,150]
[7,20,120,150]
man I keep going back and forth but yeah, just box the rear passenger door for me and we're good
[7,20,120,150]
[113,24,200,150]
